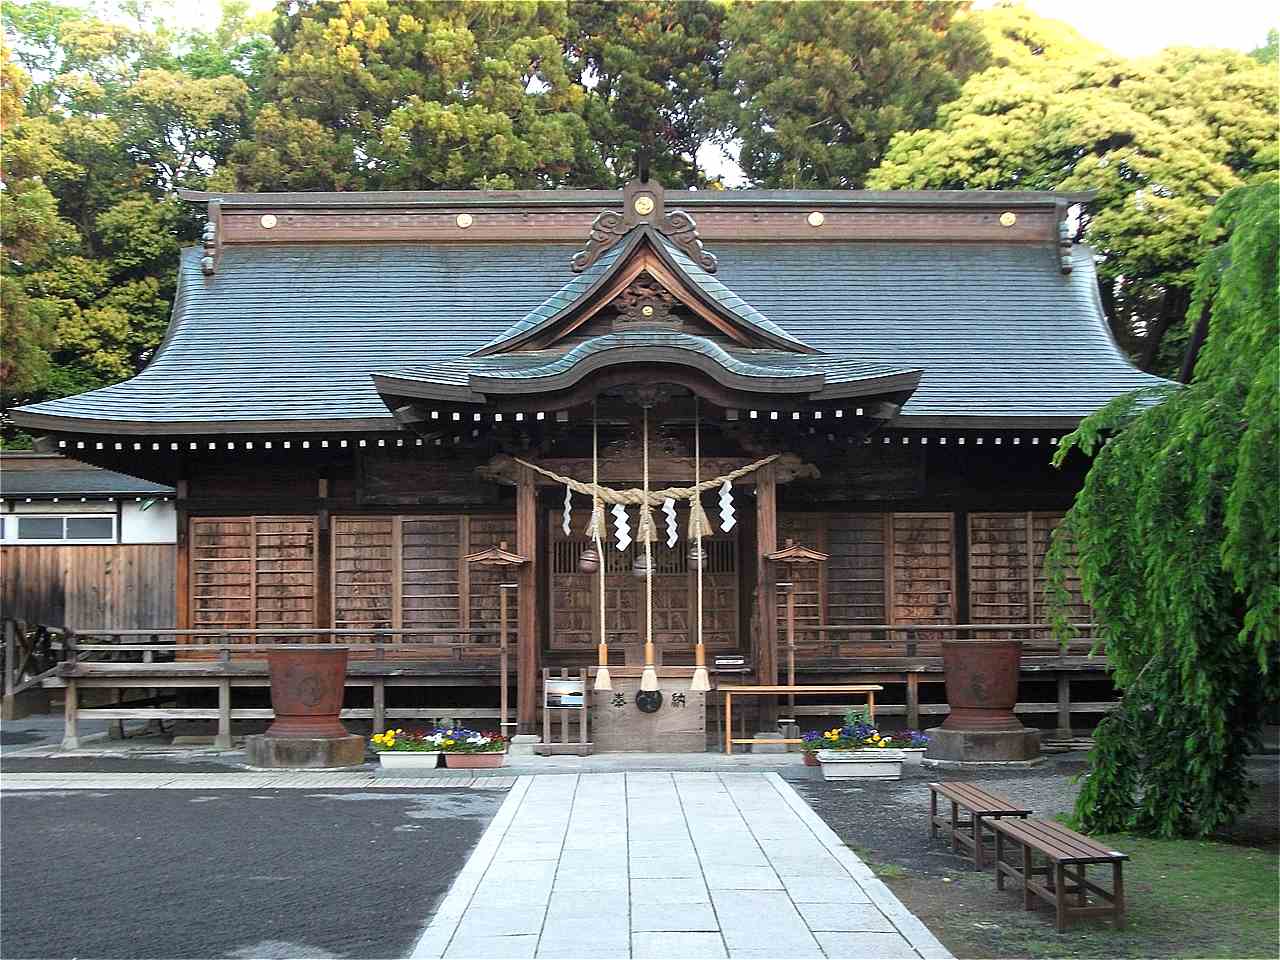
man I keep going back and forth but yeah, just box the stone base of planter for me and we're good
[923,726,1042,764]
[444,752,506,768]
[816,749,905,781]
[507,734,540,758]
[244,734,365,769]
[376,751,440,770]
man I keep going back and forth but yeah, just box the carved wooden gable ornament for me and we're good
[571,179,717,274]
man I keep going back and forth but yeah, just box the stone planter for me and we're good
[899,747,926,765]
[816,748,905,781]
[444,752,507,769]
[377,751,440,770]
[925,639,1041,765]
[245,647,364,768]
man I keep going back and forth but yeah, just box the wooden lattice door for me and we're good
[548,506,739,653]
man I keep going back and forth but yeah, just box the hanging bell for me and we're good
[578,545,601,574]
[632,552,653,578]
[687,541,708,571]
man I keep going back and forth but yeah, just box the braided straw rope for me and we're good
[512,453,779,508]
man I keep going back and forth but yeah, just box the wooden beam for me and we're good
[755,463,779,727]
[516,464,539,734]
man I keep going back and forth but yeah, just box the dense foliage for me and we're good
[868,4,1279,374]
[2,0,1276,433]
[1045,181,1279,838]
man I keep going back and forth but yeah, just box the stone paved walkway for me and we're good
[412,772,950,960]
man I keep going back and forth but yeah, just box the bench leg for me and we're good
[1054,862,1068,931]
[930,790,938,838]
[1113,861,1126,930]
[974,816,986,869]
[951,801,960,853]
[1074,864,1088,907]
[995,830,1005,890]
[1022,843,1035,911]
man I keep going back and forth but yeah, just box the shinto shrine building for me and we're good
[8,179,1165,744]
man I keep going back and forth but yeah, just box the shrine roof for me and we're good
[9,233,1168,436]
[374,332,921,404]
[475,228,810,355]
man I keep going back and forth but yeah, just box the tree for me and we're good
[566,0,726,187]
[1,1,264,427]
[714,0,989,188]
[1044,181,1279,838]
[232,0,603,191]
[868,7,1278,376]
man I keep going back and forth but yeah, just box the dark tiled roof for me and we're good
[0,464,173,497]
[10,238,1166,432]
[377,332,920,402]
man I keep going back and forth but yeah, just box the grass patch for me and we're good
[885,833,1278,959]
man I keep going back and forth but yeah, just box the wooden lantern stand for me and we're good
[463,541,529,739]
[765,538,830,737]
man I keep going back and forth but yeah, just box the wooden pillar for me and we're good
[315,477,333,632]
[175,479,190,632]
[2,619,16,722]
[906,673,920,729]
[516,465,539,734]
[754,464,778,727]
[1056,672,1072,738]
[61,679,79,751]
[215,678,233,750]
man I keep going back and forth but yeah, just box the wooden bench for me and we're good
[929,781,1032,868]
[991,818,1128,931]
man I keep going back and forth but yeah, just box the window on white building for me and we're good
[3,514,117,544]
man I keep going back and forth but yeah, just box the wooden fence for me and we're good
[0,544,176,629]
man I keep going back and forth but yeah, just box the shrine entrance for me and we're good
[547,503,741,660]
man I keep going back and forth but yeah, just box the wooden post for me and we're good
[754,464,778,727]
[175,480,190,632]
[515,465,538,734]
[784,582,796,717]
[372,678,386,734]
[2,619,16,721]
[215,678,232,750]
[1056,672,1072,738]
[499,584,514,735]
[62,679,79,750]
[906,672,920,729]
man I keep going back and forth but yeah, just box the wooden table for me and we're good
[719,684,883,754]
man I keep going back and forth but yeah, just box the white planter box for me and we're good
[377,751,440,770]
[900,748,926,765]
[816,748,905,781]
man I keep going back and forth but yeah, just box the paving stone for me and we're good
[444,934,538,959]
[794,901,896,933]
[764,855,849,879]
[630,902,720,933]
[710,891,814,949]
[628,840,697,859]
[454,905,547,938]
[493,840,565,862]
[724,946,824,959]
[812,931,919,959]
[535,937,630,959]
[629,856,701,879]
[778,876,871,904]
[702,865,783,891]
[552,870,630,893]
[482,860,559,885]
[472,879,554,906]
[630,878,711,904]
[632,932,727,959]
[544,890,630,921]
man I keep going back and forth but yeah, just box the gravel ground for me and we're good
[789,753,1280,959]
[1,788,503,959]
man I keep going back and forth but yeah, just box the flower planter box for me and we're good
[899,748,926,765]
[444,752,507,769]
[816,748,905,781]
[377,751,440,770]
[803,751,819,767]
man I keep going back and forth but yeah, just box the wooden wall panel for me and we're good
[776,514,826,644]
[189,517,316,633]
[968,513,1031,636]
[401,517,462,632]
[1,544,176,629]
[332,517,395,630]
[967,512,1091,640]
[889,513,955,629]
[825,513,887,630]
